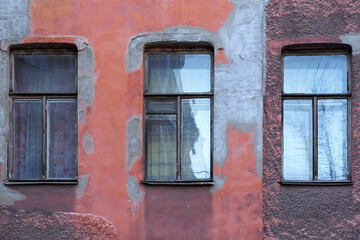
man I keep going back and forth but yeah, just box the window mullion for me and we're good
[313,97,318,181]
[177,96,181,180]
[42,96,47,179]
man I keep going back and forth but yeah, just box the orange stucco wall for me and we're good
[5,1,263,239]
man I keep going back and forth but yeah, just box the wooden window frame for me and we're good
[142,46,214,185]
[281,49,352,185]
[7,48,78,185]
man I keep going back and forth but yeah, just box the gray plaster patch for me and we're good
[125,115,142,171]
[76,174,89,198]
[78,45,95,126]
[0,0,29,201]
[0,0,29,40]
[340,33,360,55]
[0,51,9,168]
[210,175,227,193]
[213,0,266,177]
[127,176,142,203]
[0,184,26,206]
[125,26,222,72]
[83,132,94,155]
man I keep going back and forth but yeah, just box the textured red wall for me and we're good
[264,0,360,239]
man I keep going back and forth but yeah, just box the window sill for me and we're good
[279,180,353,186]
[5,180,78,185]
[141,180,214,186]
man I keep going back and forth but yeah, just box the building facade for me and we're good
[0,0,359,239]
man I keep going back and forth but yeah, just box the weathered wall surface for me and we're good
[264,1,360,239]
[0,0,266,239]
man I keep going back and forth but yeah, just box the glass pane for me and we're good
[147,54,211,94]
[13,100,42,179]
[318,99,348,181]
[14,54,77,93]
[146,114,177,180]
[284,55,347,94]
[145,99,177,113]
[47,99,77,179]
[283,100,313,180]
[181,98,211,180]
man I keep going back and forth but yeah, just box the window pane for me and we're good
[318,99,348,181]
[47,99,77,179]
[14,54,77,93]
[181,98,211,180]
[147,54,211,94]
[145,98,177,113]
[284,55,347,94]
[146,114,177,180]
[283,100,313,180]
[13,100,42,179]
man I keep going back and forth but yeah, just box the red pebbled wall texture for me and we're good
[264,0,360,239]
[0,205,117,239]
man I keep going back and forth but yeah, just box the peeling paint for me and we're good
[125,26,222,72]
[83,132,94,155]
[213,0,265,177]
[340,33,360,55]
[127,176,142,203]
[76,174,89,198]
[0,185,26,206]
[125,115,142,171]
[210,175,227,193]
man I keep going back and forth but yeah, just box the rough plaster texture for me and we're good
[126,2,266,182]
[214,0,266,177]
[78,45,95,126]
[264,1,360,239]
[127,176,142,203]
[0,0,29,40]
[210,175,226,193]
[340,33,360,56]
[125,26,222,72]
[125,115,142,171]
[0,205,117,239]
[0,0,30,205]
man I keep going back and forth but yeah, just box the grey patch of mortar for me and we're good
[213,0,266,178]
[125,26,222,72]
[0,0,29,41]
[76,174,89,198]
[0,184,26,206]
[0,51,9,168]
[1,36,89,52]
[83,132,94,155]
[78,45,95,126]
[127,176,142,203]
[125,115,142,171]
[340,33,360,56]
[0,0,29,189]
[210,175,227,193]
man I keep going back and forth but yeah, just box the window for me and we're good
[144,47,213,183]
[282,50,351,183]
[8,48,77,183]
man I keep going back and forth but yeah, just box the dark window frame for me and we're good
[281,48,352,185]
[142,46,214,185]
[7,48,78,184]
